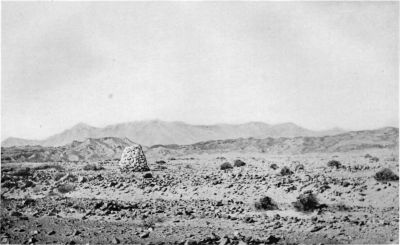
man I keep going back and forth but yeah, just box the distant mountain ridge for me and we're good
[2,120,346,147]
[1,127,397,163]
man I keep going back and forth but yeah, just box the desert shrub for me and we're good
[369,157,379,163]
[2,181,17,189]
[184,164,193,169]
[234,159,246,167]
[254,196,278,210]
[327,160,342,169]
[11,167,32,177]
[140,215,164,228]
[156,160,166,164]
[364,154,372,158]
[295,164,304,171]
[143,173,153,178]
[335,203,351,211]
[280,166,293,176]
[54,172,66,181]
[83,164,104,171]
[293,192,320,212]
[374,168,399,181]
[57,184,75,194]
[270,163,278,170]
[33,164,65,172]
[220,162,233,170]
[155,165,167,170]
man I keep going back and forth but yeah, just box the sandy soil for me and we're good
[1,149,398,244]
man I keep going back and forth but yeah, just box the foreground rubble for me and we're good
[1,150,398,244]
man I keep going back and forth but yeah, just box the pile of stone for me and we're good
[119,144,150,172]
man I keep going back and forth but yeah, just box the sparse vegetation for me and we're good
[295,164,304,171]
[327,160,342,169]
[270,163,278,170]
[11,167,32,177]
[293,192,320,212]
[374,168,399,181]
[33,163,65,171]
[156,160,166,164]
[370,157,379,162]
[280,166,293,176]
[255,196,278,210]
[143,172,153,178]
[57,183,75,194]
[234,159,246,167]
[220,162,233,170]
[140,215,164,228]
[83,164,104,171]
[54,172,66,181]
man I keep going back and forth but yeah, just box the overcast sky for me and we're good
[1,2,399,140]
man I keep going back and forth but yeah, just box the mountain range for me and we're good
[1,127,397,163]
[1,120,345,147]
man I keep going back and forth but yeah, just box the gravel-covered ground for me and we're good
[1,150,398,244]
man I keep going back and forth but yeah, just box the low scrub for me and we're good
[83,164,104,171]
[295,164,304,171]
[293,192,320,212]
[33,164,65,172]
[220,162,233,170]
[280,166,293,176]
[327,160,342,169]
[54,172,66,181]
[234,159,246,167]
[140,215,164,228]
[254,196,278,210]
[270,163,278,170]
[374,168,399,181]
[11,167,32,178]
[57,183,75,194]
[143,173,153,178]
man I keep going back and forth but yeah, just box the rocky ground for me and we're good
[1,149,399,244]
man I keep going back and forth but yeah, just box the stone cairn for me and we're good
[119,144,150,172]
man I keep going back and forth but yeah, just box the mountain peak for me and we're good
[71,122,94,130]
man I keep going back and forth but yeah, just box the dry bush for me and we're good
[280,166,293,176]
[220,162,233,170]
[54,172,66,181]
[327,160,342,169]
[140,215,164,228]
[234,159,246,167]
[270,163,278,170]
[295,164,304,171]
[156,160,166,164]
[293,193,320,212]
[11,167,32,178]
[364,154,372,158]
[335,203,351,211]
[83,164,104,171]
[374,168,399,181]
[369,157,379,163]
[143,172,153,178]
[57,183,75,194]
[255,196,278,210]
[33,164,65,172]
[2,181,17,189]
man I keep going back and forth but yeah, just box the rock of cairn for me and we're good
[119,144,150,172]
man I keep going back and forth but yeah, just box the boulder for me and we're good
[119,144,150,172]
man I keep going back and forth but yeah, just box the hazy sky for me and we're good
[2,2,399,140]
